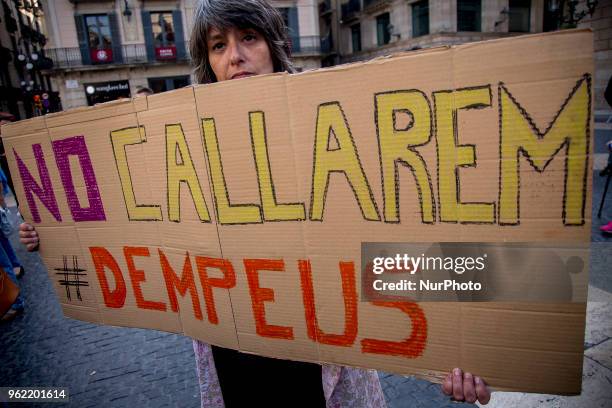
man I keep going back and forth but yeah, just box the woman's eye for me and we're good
[244,34,256,42]
[211,42,225,51]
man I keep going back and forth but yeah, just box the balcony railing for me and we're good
[45,42,190,69]
[363,0,391,10]
[290,36,324,55]
[341,0,361,23]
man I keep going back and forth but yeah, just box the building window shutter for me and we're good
[288,7,300,53]
[74,14,91,65]
[141,11,155,61]
[172,9,186,60]
[108,12,123,62]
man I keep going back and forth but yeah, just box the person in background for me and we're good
[0,113,26,323]
[600,77,612,235]
[0,112,18,205]
[600,139,612,234]
[20,0,491,405]
[0,173,25,323]
[135,86,154,97]
[0,114,24,279]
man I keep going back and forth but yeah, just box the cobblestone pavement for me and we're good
[0,205,200,407]
[1,127,611,408]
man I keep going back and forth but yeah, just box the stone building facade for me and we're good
[323,0,611,111]
[41,0,324,109]
[26,0,612,112]
[1,0,59,119]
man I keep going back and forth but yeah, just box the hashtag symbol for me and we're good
[55,255,89,301]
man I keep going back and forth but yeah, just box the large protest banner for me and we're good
[1,29,593,394]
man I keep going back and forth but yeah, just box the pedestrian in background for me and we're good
[0,112,18,205]
[135,86,154,97]
[600,76,612,235]
[0,114,26,323]
[0,170,25,322]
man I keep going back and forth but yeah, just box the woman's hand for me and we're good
[442,368,490,404]
[19,222,39,251]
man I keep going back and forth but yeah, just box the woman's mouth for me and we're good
[231,72,255,80]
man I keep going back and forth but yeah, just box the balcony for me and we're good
[45,42,190,70]
[290,36,324,56]
[341,0,361,23]
[363,0,391,10]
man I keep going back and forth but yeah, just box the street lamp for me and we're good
[123,0,133,21]
[548,0,598,28]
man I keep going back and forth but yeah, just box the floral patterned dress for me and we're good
[193,340,387,408]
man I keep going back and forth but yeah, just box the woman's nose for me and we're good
[228,42,244,65]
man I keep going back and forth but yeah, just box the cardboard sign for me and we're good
[1,30,593,394]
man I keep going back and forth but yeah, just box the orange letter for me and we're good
[123,246,166,311]
[194,256,236,324]
[89,247,126,308]
[243,259,293,340]
[299,260,357,347]
[361,301,427,358]
[159,249,203,320]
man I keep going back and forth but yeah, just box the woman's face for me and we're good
[207,26,274,82]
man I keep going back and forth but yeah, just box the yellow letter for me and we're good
[249,112,305,221]
[433,86,495,223]
[166,124,211,223]
[499,76,590,225]
[376,90,435,223]
[110,126,162,221]
[201,118,262,224]
[310,102,379,221]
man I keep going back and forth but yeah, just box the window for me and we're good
[278,7,289,28]
[278,7,300,52]
[151,12,175,47]
[85,14,113,63]
[412,0,429,37]
[509,0,530,32]
[543,0,559,32]
[351,23,361,52]
[148,76,190,93]
[376,13,391,46]
[149,12,177,60]
[85,15,112,50]
[457,0,481,32]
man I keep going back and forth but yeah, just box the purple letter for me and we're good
[52,136,106,222]
[14,145,62,223]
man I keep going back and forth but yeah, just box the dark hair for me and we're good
[136,86,153,95]
[190,0,294,84]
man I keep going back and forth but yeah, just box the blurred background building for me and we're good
[324,0,611,116]
[1,0,60,120]
[38,0,321,109]
[0,0,610,117]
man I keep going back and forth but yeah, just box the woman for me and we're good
[20,0,491,405]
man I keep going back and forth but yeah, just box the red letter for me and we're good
[123,246,166,311]
[194,256,236,324]
[299,260,357,347]
[361,301,427,358]
[243,259,293,340]
[159,249,203,320]
[89,247,126,308]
